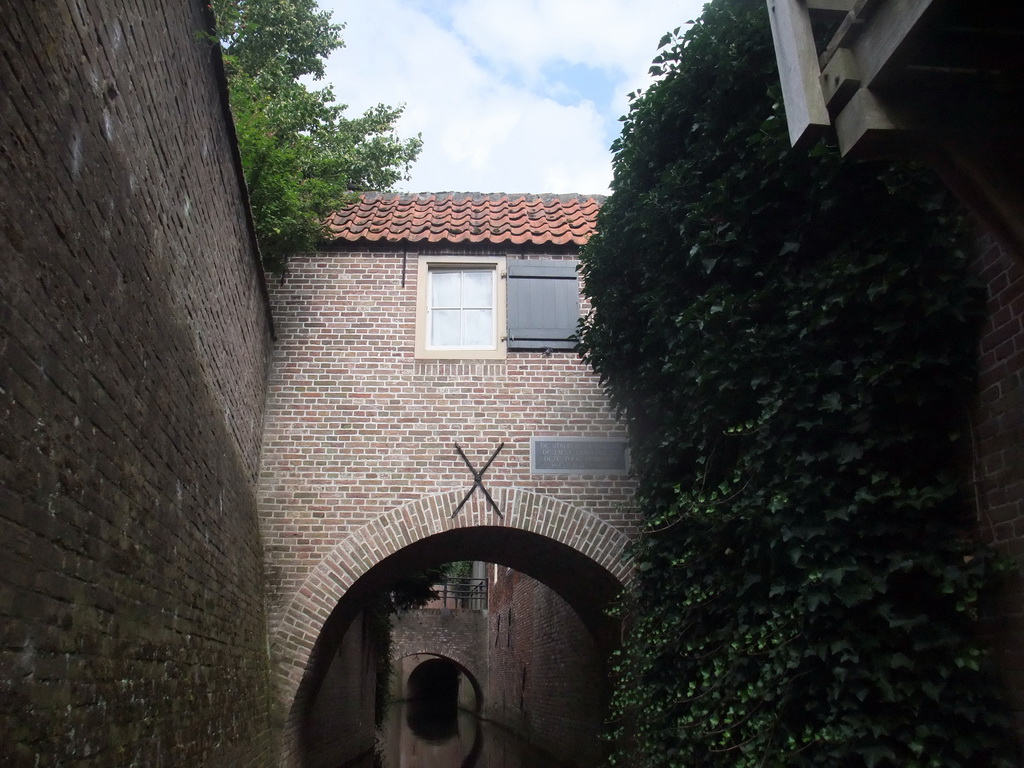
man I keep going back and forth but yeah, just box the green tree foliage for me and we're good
[212,0,422,271]
[444,560,474,579]
[579,1,1016,765]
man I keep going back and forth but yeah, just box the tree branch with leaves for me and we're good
[212,0,422,271]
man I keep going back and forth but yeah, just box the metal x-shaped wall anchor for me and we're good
[452,442,504,518]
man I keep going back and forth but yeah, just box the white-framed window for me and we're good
[428,268,495,348]
[415,256,506,359]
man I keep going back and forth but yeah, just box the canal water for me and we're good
[353,700,574,768]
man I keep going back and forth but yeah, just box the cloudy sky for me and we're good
[317,0,709,195]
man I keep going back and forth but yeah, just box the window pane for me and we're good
[462,270,493,308]
[463,309,493,347]
[431,309,460,346]
[431,271,461,308]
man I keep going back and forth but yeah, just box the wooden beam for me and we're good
[820,48,861,111]
[818,0,884,69]
[806,0,856,12]
[834,88,908,157]
[819,14,866,69]
[766,0,831,149]
[852,0,949,88]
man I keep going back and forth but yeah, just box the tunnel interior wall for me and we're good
[486,568,608,766]
[303,611,378,768]
[1,1,275,764]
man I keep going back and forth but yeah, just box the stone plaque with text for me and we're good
[530,437,629,474]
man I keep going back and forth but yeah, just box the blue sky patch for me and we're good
[542,62,617,110]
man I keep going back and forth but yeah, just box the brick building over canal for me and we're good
[259,192,639,766]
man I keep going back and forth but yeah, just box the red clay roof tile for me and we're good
[325,192,603,246]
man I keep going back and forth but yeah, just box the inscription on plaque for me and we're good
[530,437,629,474]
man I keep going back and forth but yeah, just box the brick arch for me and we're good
[271,487,633,712]
[397,652,485,712]
[392,616,487,708]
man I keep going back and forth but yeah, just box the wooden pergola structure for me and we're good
[767,0,1024,252]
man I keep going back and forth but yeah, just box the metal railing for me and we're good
[437,576,488,610]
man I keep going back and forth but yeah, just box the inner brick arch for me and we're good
[393,624,486,709]
[398,653,484,713]
[272,487,634,763]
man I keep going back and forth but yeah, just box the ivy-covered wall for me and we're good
[579,1,1017,765]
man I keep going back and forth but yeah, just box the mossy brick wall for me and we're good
[0,1,275,765]
[485,568,606,766]
[973,232,1024,738]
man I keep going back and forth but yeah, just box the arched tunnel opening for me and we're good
[292,525,625,768]
[408,657,461,709]
[404,658,461,741]
[397,651,483,715]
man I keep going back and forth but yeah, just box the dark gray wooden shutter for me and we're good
[506,260,579,351]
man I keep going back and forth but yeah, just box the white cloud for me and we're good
[317,0,707,194]
[450,0,698,79]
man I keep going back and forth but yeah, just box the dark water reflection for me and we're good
[352,701,573,768]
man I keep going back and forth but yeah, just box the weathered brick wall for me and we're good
[485,568,606,766]
[1,1,275,765]
[259,246,638,629]
[972,232,1024,736]
[393,608,488,699]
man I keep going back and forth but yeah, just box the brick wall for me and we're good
[0,1,275,765]
[260,244,638,758]
[972,232,1024,735]
[486,568,607,766]
[259,247,637,632]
